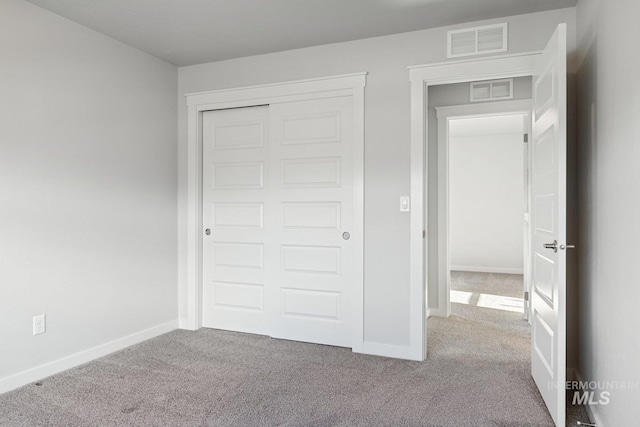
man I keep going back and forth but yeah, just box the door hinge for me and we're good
[524,133,529,143]
[524,291,529,301]
[423,230,426,238]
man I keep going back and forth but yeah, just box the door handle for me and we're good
[543,240,558,253]
[342,232,351,240]
[205,228,211,236]
[544,240,576,252]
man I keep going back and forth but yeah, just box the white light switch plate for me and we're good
[400,195,410,212]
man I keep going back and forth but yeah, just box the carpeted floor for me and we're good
[0,272,590,426]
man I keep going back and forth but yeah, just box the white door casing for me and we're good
[184,73,365,351]
[410,52,541,361]
[530,24,567,427]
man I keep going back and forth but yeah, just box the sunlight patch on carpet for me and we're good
[451,290,524,313]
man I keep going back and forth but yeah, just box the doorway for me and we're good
[427,94,534,399]
[430,94,533,321]
[409,23,569,427]
[445,113,530,323]
[433,101,534,323]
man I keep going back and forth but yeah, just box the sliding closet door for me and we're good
[268,97,354,347]
[201,106,270,335]
[201,97,355,348]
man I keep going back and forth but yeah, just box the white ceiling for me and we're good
[25,0,576,66]
[449,114,525,137]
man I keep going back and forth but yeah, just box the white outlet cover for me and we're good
[33,314,46,335]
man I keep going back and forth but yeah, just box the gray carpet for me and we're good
[0,272,590,426]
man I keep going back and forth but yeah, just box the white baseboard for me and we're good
[574,369,606,427]
[450,265,524,275]
[585,396,605,426]
[356,341,422,361]
[179,318,192,330]
[427,307,448,318]
[0,319,178,395]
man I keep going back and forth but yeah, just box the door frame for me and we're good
[409,52,540,360]
[434,101,533,318]
[182,73,367,353]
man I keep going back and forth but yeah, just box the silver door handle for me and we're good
[205,228,211,236]
[543,240,558,253]
[342,232,350,240]
[544,240,576,252]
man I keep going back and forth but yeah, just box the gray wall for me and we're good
[575,0,640,424]
[427,78,532,310]
[0,0,178,384]
[178,10,577,347]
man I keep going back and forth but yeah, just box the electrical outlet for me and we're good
[33,314,46,335]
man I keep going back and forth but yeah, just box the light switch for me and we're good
[400,195,410,212]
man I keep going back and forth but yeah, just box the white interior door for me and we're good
[268,97,354,347]
[531,24,567,427]
[202,97,354,348]
[202,106,270,335]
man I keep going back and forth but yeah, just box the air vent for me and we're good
[470,79,513,102]
[448,23,508,58]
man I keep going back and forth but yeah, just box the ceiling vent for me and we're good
[470,79,513,102]
[448,23,508,58]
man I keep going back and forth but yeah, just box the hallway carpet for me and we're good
[0,272,589,426]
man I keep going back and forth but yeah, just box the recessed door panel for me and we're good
[213,282,264,311]
[213,121,264,150]
[213,203,264,230]
[533,310,554,377]
[213,162,264,190]
[213,242,264,270]
[535,63,555,120]
[533,253,555,304]
[282,157,341,188]
[282,245,341,276]
[282,112,341,145]
[534,194,555,234]
[282,202,341,230]
[534,128,556,176]
[282,289,340,320]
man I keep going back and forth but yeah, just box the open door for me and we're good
[530,24,567,427]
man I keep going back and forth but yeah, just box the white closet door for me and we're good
[201,97,355,348]
[268,97,354,347]
[202,106,270,335]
